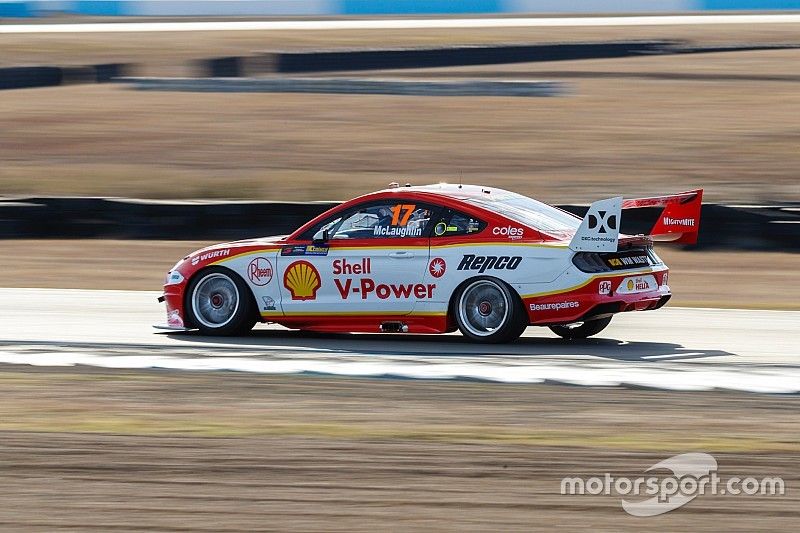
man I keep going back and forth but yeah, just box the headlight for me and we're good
[165,271,185,285]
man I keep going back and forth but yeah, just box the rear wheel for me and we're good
[454,278,527,343]
[549,316,612,340]
[185,267,256,336]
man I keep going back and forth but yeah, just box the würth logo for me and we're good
[589,210,618,234]
[663,217,695,227]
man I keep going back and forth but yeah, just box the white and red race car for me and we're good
[158,184,702,343]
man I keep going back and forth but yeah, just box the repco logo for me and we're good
[457,254,522,273]
[492,226,524,239]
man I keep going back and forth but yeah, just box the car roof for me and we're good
[370,183,517,202]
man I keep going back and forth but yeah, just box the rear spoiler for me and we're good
[622,189,703,245]
[569,189,703,252]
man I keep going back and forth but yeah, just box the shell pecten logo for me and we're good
[283,260,321,301]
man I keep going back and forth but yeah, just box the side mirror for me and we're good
[314,229,330,244]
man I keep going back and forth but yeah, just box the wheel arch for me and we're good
[183,265,260,329]
[446,275,527,331]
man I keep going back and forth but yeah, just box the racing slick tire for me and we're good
[185,267,257,336]
[548,316,613,340]
[454,278,527,343]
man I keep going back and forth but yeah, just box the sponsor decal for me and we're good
[428,258,446,278]
[663,216,695,227]
[580,235,616,244]
[165,271,184,285]
[434,221,447,236]
[457,254,521,273]
[617,275,657,294]
[262,296,276,311]
[305,245,329,256]
[283,260,321,301]
[373,225,423,238]
[332,256,434,300]
[190,248,230,266]
[606,254,649,269]
[334,278,435,300]
[530,301,580,312]
[247,257,273,286]
[628,278,649,291]
[167,309,184,328]
[598,280,612,295]
[492,226,524,240]
[281,245,306,256]
[332,258,371,275]
[588,209,618,235]
[281,245,330,256]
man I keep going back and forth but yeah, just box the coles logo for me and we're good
[428,258,446,278]
[247,257,273,286]
[283,260,321,301]
[492,226,524,240]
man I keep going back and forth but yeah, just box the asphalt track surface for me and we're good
[3,14,800,33]
[0,288,798,393]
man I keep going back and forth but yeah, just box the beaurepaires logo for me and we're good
[560,452,785,517]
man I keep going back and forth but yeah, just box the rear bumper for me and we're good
[524,268,670,325]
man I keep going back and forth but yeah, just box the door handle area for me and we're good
[389,251,415,259]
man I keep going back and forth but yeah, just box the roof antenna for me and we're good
[458,170,463,189]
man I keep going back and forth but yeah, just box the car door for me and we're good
[276,199,439,317]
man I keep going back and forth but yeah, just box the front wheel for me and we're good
[454,278,527,343]
[549,316,612,340]
[185,267,256,336]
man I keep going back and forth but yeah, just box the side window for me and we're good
[309,201,437,240]
[431,210,486,237]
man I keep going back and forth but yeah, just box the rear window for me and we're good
[464,193,581,238]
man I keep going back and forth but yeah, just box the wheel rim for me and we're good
[191,273,240,329]
[458,280,509,337]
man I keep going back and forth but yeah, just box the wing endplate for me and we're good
[569,197,622,252]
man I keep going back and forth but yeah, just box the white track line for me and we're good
[3,14,800,34]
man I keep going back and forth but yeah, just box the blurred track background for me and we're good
[1,2,800,530]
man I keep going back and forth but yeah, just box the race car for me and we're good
[157,183,702,343]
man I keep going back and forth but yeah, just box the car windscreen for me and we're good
[464,193,581,237]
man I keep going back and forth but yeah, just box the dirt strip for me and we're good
[0,367,797,531]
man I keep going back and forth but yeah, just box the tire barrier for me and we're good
[1,197,798,251]
[198,41,677,76]
[0,64,129,91]
[129,77,567,97]
[196,41,800,76]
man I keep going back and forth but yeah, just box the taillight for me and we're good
[572,252,610,273]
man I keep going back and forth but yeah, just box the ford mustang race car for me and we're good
[158,184,702,343]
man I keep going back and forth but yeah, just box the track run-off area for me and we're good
[0,288,798,393]
[3,14,800,34]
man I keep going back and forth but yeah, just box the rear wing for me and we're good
[569,189,703,252]
[622,189,703,245]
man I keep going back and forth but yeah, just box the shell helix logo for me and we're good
[284,260,321,301]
